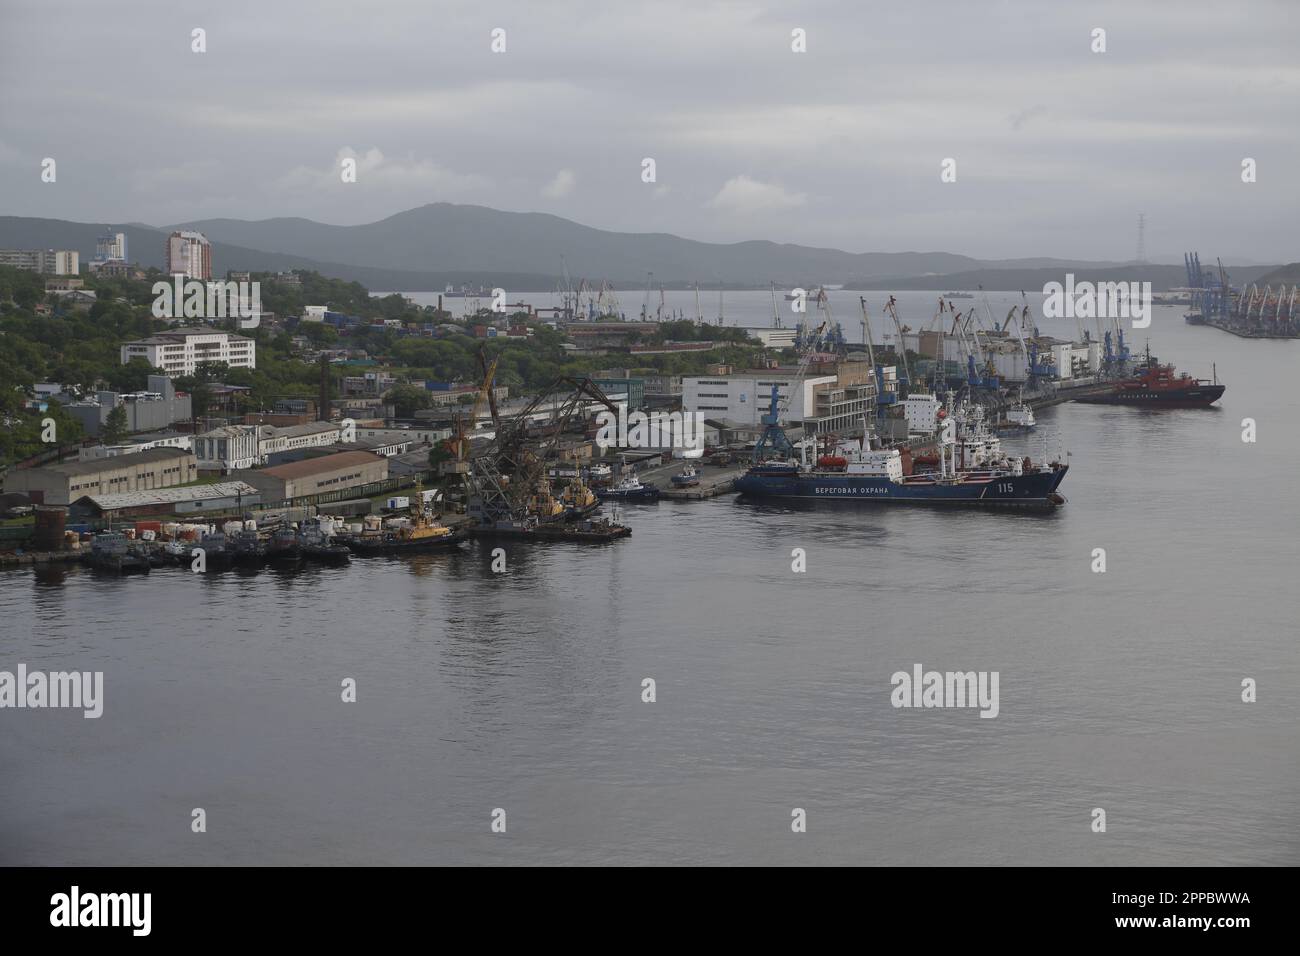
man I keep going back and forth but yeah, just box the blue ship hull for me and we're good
[734,465,1068,511]
[596,487,661,501]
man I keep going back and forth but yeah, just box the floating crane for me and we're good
[466,376,620,525]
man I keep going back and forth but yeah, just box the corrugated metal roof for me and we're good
[258,450,383,479]
[38,446,194,477]
[72,481,259,510]
[271,421,339,438]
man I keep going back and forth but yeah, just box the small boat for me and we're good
[671,463,700,487]
[298,517,350,564]
[560,478,601,519]
[341,483,468,554]
[525,478,567,523]
[230,528,267,567]
[162,539,190,565]
[86,531,151,574]
[996,403,1036,433]
[596,474,660,501]
[267,526,302,565]
[193,531,233,570]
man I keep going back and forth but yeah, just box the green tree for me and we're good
[106,357,157,393]
[387,383,432,417]
[101,404,129,444]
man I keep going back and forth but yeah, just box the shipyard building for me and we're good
[234,451,388,503]
[2,447,198,506]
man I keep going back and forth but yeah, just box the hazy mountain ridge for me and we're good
[1,206,1277,292]
[0,216,557,291]
[1253,262,1300,286]
[165,203,1136,284]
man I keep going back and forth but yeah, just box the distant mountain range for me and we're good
[1254,262,1300,286]
[0,204,1285,292]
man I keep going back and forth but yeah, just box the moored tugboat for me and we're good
[267,526,302,565]
[86,531,151,574]
[560,477,601,519]
[230,526,267,568]
[341,489,468,555]
[525,478,567,524]
[298,517,350,564]
[197,531,233,570]
[1076,346,1225,408]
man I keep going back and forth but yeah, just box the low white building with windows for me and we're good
[194,421,347,472]
[120,327,256,376]
[193,425,264,472]
[683,372,836,427]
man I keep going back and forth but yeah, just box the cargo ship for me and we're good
[1075,347,1224,408]
[734,449,1067,511]
[734,393,1068,511]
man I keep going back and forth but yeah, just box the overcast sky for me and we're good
[1,0,1297,262]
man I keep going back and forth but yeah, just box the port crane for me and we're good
[752,319,827,463]
[639,272,654,321]
[948,305,998,392]
[859,297,901,419]
[882,296,912,394]
[1001,291,1054,390]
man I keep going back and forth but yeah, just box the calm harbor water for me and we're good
[2,306,1297,865]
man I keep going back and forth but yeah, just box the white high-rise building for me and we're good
[95,229,128,262]
[165,230,211,279]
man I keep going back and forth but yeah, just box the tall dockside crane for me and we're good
[859,297,902,420]
[752,320,827,464]
[882,295,911,396]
